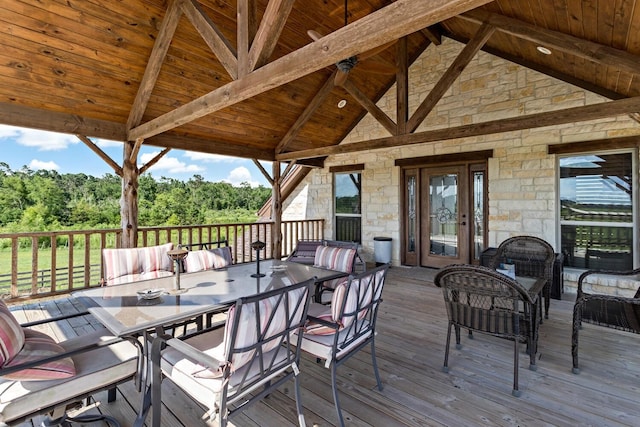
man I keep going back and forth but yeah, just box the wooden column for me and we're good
[272,161,282,259]
[120,141,140,248]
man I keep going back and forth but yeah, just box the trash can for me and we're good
[373,237,392,266]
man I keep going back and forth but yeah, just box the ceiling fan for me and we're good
[308,0,396,86]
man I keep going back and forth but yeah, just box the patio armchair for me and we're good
[489,235,555,319]
[294,264,389,427]
[434,264,539,397]
[0,300,141,426]
[312,245,358,304]
[149,278,315,427]
[572,268,640,374]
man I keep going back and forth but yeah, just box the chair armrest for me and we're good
[19,310,91,328]
[306,315,340,331]
[151,334,224,372]
[0,336,127,377]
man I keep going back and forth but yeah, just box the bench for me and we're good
[286,239,365,272]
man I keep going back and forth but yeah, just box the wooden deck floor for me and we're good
[8,266,640,426]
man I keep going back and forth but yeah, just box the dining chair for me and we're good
[489,235,555,319]
[149,278,315,427]
[294,264,389,427]
[0,300,141,426]
[434,264,539,397]
[312,245,358,304]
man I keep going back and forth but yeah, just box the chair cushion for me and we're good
[297,319,372,367]
[103,247,141,281]
[2,329,75,381]
[0,328,138,424]
[183,247,233,273]
[140,243,174,273]
[314,246,357,273]
[0,301,25,366]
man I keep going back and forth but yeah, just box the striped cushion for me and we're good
[103,247,141,281]
[2,329,75,381]
[0,301,25,366]
[140,243,173,273]
[306,281,357,335]
[183,247,232,273]
[313,246,357,273]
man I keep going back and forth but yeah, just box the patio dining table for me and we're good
[72,259,347,426]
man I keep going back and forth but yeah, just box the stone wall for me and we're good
[281,38,640,293]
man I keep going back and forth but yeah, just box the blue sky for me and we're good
[0,125,271,187]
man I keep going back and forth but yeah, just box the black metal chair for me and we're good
[0,302,141,426]
[572,268,640,374]
[434,264,539,397]
[489,235,556,319]
[294,264,389,427]
[149,278,315,427]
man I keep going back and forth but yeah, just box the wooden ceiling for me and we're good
[1,0,640,167]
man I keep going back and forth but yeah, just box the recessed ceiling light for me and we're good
[536,46,552,55]
[337,99,347,108]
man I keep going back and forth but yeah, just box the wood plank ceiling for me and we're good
[1,0,639,168]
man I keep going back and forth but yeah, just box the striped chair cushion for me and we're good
[0,301,25,366]
[2,329,75,381]
[305,281,358,335]
[140,243,173,273]
[313,246,357,273]
[183,247,233,273]
[103,247,141,282]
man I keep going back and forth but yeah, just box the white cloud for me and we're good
[184,152,241,163]
[29,159,59,171]
[96,138,123,148]
[0,125,77,151]
[140,152,204,174]
[224,166,261,187]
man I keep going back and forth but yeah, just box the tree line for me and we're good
[0,163,271,233]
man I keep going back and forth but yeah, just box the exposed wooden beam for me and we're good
[248,0,295,71]
[75,135,123,177]
[279,160,297,184]
[0,103,126,141]
[147,133,275,160]
[140,147,171,175]
[407,22,495,132]
[276,71,337,153]
[252,159,274,185]
[421,26,442,45]
[130,138,144,163]
[237,0,254,77]
[126,0,183,130]
[396,36,409,135]
[128,0,493,141]
[276,96,640,160]
[181,0,238,80]
[548,135,640,155]
[461,9,640,76]
[342,80,396,135]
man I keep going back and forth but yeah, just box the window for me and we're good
[559,152,635,271]
[334,171,361,243]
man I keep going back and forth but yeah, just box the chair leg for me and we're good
[443,323,452,373]
[330,362,346,427]
[107,387,117,402]
[512,338,521,397]
[370,338,383,391]
[293,371,307,427]
[572,304,582,374]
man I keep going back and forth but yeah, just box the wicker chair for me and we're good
[489,236,555,319]
[434,264,539,397]
[572,269,640,374]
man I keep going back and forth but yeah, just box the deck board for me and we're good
[6,266,640,426]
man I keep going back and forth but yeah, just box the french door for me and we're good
[401,162,486,268]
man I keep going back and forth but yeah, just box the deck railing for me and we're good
[0,219,324,300]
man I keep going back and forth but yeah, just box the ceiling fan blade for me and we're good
[334,70,349,86]
[307,30,323,41]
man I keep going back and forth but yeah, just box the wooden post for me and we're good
[120,141,140,248]
[272,161,282,259]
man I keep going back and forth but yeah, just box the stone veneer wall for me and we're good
[282,38,640,293]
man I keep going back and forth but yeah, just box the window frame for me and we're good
[332,169,362,243]
[556,148,638,271]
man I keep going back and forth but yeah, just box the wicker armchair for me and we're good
[489,236,555,319]
[572,269,640,374]
[434,264,539,397]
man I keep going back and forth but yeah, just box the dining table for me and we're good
[72,259,347,426]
